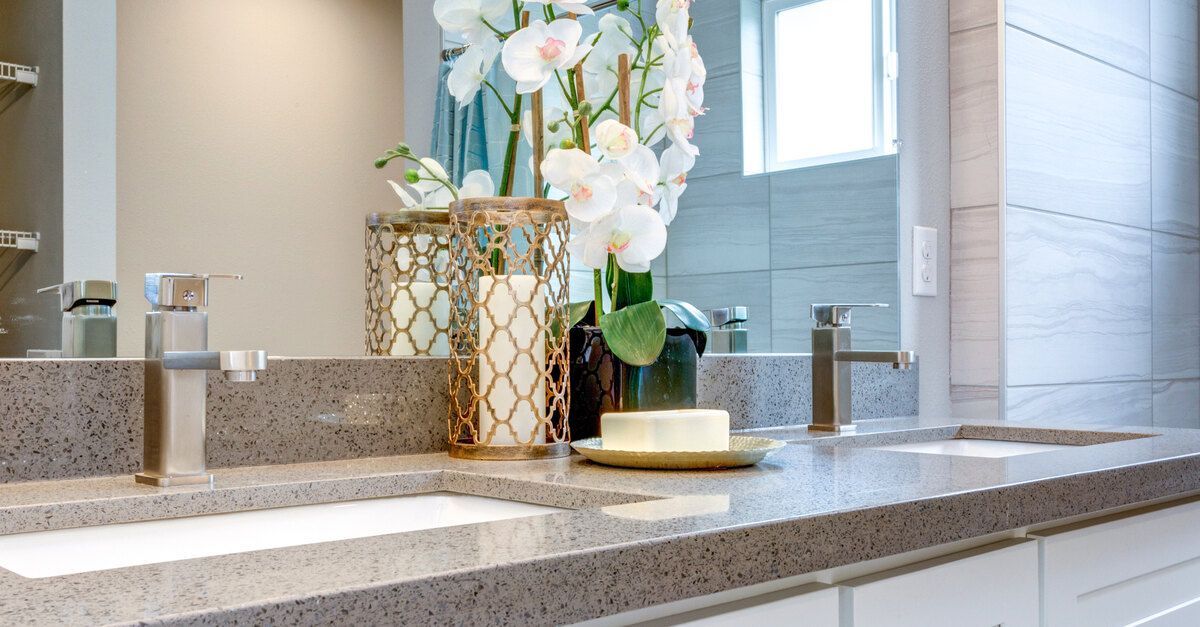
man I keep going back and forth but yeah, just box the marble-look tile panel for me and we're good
[950,0,997,33]
[690,0,740,78]
[668,173,770,276]
[950,26,1000,209]
[1152,231,1200,379]
[698,355,919,429]
[1151,0,1199,98]
[1151,84,1200,238]
[771,263,900,353]
[667,270,773,353]
[1007,382,1154,425]
[1005,27,1152,229]
[1005,207,1152,386]
[1007,0,1151,77]
[690,73,743,179]
[951,207,1000,387]
[1153,379,1200,428]
[769,155,899,270]
[950,384,1000,421]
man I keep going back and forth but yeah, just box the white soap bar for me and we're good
[601,409,730,452]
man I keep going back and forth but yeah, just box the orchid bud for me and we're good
[404,168,420,184]
[577,101,594,118]
[547,120,561,133]
[559,139,576,150]
[395,142,411,153]
[617,0,630,9]
[373,158,388,169]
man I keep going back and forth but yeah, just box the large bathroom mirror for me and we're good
[0,0,899,358]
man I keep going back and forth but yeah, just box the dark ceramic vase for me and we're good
[568,326,703,440]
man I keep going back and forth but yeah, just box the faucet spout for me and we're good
[833,350,917,369]
[162,350,268,381]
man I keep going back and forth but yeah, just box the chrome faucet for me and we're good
[810,304,916,432]
[135,273,267,487]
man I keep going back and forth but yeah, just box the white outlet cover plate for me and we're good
[912,226,937,297]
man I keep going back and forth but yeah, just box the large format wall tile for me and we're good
[1151,84,1200,237]
[951,206,1000,387]
[769,155,898,270]
[1006,207,1152,386]
[667,270,773,353]
[668,173,770,276]
[771,263,899,353]
[950,25,1000,209]
[1153,379,1200,428]
[950,0,998,33]
[1007,0,1150,77]
[1006,381,1153,425]
[1006,27,1152,229]
[1151,0,1199,98]
[690,0,740,78]
[1153,231,1200,379]
[690,73,743,179]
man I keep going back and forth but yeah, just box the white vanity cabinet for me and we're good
[1031,498,1200,626]
[839,539,1039,627]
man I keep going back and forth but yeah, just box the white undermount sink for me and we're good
[0,492,566,578]
[867,439,1076,458]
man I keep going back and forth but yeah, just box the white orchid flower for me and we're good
[413,157,456,206]
[541,148,618,222]
[664,38,707,116]
[656,0,693,50]
[434,0,511,46]
[583,15,637,77]
[526,0,594,15]
[660,77,699,156]
[656,143,696,224]
[502,19,592,94]
[616,144,661,206]
[459,169,495,198]
[448,36,502,108]
[593,120,639,160]
[387,180,425,209]
[569,204,668,272]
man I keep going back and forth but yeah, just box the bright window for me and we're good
[762,0,897,172]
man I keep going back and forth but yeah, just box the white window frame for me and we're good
[761,0,898,173]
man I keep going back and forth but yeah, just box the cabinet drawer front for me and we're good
[842,540,1039,627]
[632,584,840,627]
[1035,498,1200,627]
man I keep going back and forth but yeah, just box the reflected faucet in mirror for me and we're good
[136,273,267,487]
[810,303,916,433]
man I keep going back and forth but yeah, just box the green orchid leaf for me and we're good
[604,256,655,310]
[658,299,712,333]
[568,301,594,328]
[599,300,667,366]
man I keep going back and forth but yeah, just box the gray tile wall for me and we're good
[948,0,1200,427]
[662,0,900,353]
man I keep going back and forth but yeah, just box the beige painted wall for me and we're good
[116,0,405,357]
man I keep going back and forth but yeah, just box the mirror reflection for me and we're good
[0,0,899,358]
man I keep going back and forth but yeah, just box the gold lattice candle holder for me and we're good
[365,210,452,356]
[447,197,571,459]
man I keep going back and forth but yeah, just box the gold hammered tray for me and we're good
[570,436,786,470]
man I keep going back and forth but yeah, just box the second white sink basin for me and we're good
[0,492,566,578]
[867,438,1076,458]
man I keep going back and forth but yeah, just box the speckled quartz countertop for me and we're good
[3,417,1200,626]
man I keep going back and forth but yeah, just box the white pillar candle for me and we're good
[601,409,730,452]
[389,281,450,356]
[477,275,547,445]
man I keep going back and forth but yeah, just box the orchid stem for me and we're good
[593,269,603,326]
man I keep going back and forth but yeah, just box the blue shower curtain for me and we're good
[430,57,532,194]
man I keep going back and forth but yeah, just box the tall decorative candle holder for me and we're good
[447,197,571,460]
[365,210,452,356]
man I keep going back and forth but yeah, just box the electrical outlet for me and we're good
[912,226,937,297]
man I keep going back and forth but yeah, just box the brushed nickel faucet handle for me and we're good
[144,273,244,310]
[810,303,889,328]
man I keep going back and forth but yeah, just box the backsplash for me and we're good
[0,355,917,483]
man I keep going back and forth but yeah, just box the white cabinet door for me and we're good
[631,583,840,627]
[1032,498,1200,627]
[841,539,1039,627]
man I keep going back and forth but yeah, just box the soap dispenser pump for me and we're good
[36,280,118,358]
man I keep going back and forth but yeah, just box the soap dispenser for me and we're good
[36,280,118,358]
